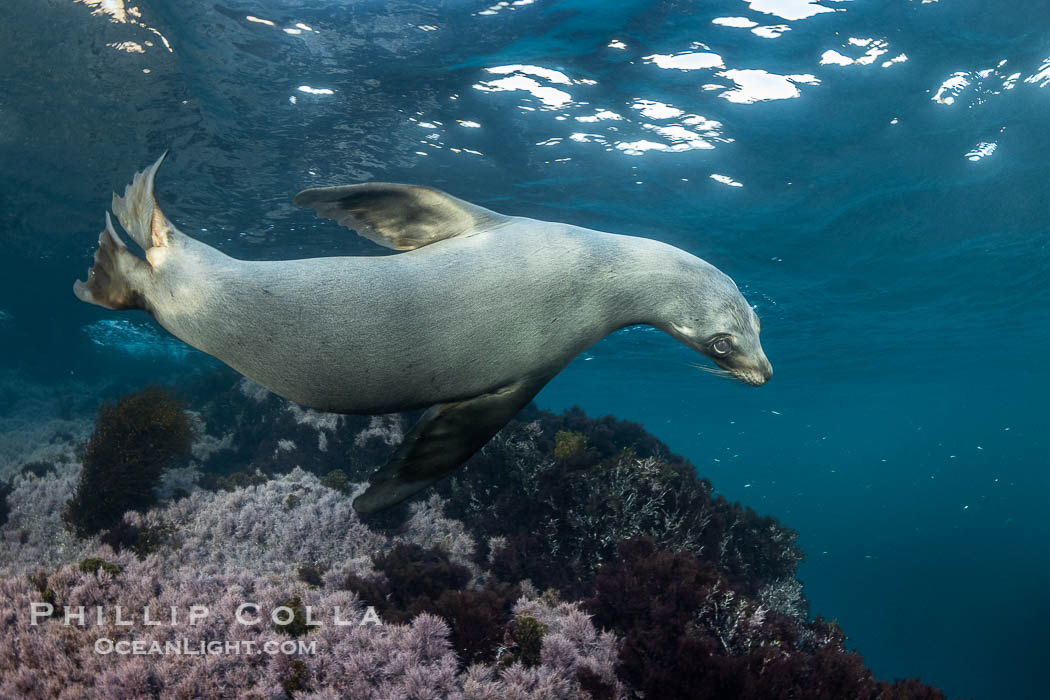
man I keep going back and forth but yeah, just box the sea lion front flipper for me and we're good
[293,183,511,251]
[352,375,551,514]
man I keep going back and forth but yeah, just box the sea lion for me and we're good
[74,154,772,513]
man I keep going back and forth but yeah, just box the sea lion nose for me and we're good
[762,360,773,382]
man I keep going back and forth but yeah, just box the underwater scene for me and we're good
[2,0,1048,698]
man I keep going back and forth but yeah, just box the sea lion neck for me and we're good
[598,234,714,334]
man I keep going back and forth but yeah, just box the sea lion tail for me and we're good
[73,212,150,310]
[110,152,178,254]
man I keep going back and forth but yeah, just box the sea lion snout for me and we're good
[730,356,773,386]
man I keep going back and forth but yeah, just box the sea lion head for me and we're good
[667,263,773,386]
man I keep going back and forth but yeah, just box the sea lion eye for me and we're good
[711,338,732,356]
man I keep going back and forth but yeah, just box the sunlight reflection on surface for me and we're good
[713,16,758,28]
[74,0,171,51]
[710,173,744,187]
[718,70,819,103]
[713,16,791,39]
[820,38,906,68]
[745,0,837,22]
[965,142,997,162]
[931,60,1032,107]
[66,0,1050,201]
[476,0,537,17]
[644,52,725,71]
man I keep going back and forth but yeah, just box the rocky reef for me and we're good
[0,372,947,698]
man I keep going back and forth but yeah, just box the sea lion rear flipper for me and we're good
[110,152,179,253]
[73,213,151,310]
[74,154,181,311]
[293,183,512,251]
[352,375,551,513]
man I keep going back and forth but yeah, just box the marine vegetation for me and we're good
[501,614,549,669]
[344,542,520,666]
[62,386,193,537]
[439,404,802,598]
[18,461,54,478]
[0,375,948,697]
[273,595,318,638]
[0,480,10,527]
[585,538,946,700]
[78,557,121,576]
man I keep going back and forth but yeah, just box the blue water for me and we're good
[3,1,1050,697]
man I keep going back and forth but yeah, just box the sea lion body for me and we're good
[75,155,771,512]
[156,221,685,413]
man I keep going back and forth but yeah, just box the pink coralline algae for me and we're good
[0,560,618,699]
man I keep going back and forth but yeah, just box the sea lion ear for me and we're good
[293,183,511,250]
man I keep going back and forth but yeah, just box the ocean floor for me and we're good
[0,371,947,698]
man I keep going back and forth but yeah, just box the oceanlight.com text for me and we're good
[94,638,317,656]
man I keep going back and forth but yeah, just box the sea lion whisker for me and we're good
[688,362,733,380]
